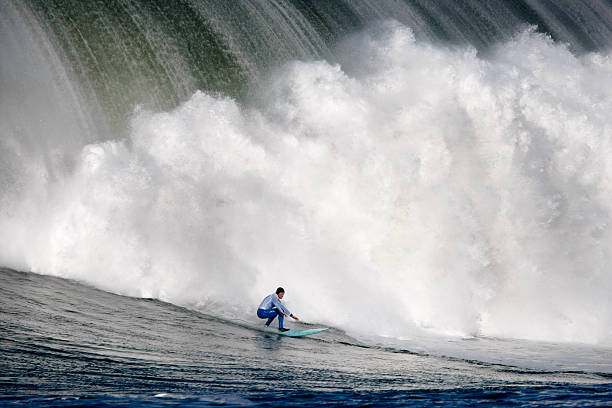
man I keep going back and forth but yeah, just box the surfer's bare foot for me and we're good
[278,328,290,332]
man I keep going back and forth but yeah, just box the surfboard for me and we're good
[265,327,328,337]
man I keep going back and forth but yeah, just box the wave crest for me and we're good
[2,24,612,345]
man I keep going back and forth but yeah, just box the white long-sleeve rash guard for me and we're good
[258,293,291,316]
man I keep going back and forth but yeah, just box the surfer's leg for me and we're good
[265,313,277,326]
[258,308,278,326]
[266,308,284,328]
[259,308,283,328]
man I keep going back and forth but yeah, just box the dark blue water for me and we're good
[1,268,610,406]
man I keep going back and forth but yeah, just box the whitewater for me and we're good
[2,0,612,405]
[3,23,612,344]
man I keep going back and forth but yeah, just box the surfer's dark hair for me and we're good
[276,287,285,294]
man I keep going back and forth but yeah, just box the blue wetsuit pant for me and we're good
[257,308,284,328]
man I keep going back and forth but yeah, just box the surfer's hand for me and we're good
[292,315,299,321]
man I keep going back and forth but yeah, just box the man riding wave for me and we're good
[257,287,299,332]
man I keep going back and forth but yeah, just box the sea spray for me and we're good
[1,23,611,345]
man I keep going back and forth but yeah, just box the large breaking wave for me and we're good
[2,21,611,345]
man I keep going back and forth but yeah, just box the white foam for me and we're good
[2,23,612,345]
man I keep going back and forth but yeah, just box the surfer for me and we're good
[257,287,299,332]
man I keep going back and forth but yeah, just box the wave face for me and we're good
[1,1,612,346]
[3,268,609,406]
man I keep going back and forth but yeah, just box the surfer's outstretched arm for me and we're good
[272,296,299,320]
[283,310,299,321]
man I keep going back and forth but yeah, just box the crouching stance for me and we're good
[257,287,299,332]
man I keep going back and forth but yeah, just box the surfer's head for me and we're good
[276,287,285,298]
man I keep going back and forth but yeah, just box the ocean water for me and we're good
[2,268,610,407]
[1,0,612,405]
